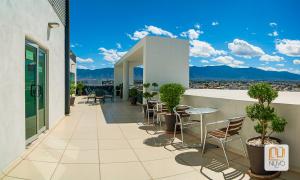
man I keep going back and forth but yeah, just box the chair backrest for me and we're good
[225,116,245,137]
[173,105,191,123]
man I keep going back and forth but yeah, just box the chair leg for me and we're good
[202,131,207,156]
[239,136,247,158]
[152,111,155,124]
[220,140,229,166]
[147,110,150,124]
[173,122,177,142]
[180,124,184,144]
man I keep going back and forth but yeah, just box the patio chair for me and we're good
[85,89,95,103]
[146,100,157,124]
[201,116,247,166]
[173,105,200,144]
[94,89,105,104]
[153,102,168,127]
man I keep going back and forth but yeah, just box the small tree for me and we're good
[159,83,185,113]
[77,82,85,95]
[246,83,287,144]
[143,83,158,101]
[70,83,76,97]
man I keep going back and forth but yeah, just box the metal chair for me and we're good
[85,88,95,103]
[153,102,168,127]
[146,100,157,124]
[202,116,247,166]
[173,105,200,144]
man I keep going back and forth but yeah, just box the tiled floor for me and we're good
[1,97,300,180]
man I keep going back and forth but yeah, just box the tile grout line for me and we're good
[96,105,102,180]
[118,123,154,180]
[2,115,73,178]
[49,109,83,180]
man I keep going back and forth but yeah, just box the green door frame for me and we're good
[25,40,48,144]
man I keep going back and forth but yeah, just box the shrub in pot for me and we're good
[70,83,76,106]
[76,82,84,96]
[159,83,185,133]
[129,87,138,105]
[142,83,158,116]
[246,83,287,177]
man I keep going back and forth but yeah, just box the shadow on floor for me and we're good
[100,98,144,124]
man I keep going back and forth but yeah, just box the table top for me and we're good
[185,107,218,115]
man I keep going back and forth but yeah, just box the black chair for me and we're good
[94,89,105,103]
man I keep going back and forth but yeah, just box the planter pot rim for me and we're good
[246,136,281,147]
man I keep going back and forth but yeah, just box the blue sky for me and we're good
[70,0,300,74]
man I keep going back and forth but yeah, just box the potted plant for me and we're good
[142,83,158,116]
[77,82,84,96]
[246,83,287,177]
[116,85,121,96]
[159,83,185,133]
[70,83,76,106]
[129,87,138,105]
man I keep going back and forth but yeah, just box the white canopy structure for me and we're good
[114,36,189,100]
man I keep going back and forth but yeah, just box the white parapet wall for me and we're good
[0,0,65,170]
[182,89,300,172]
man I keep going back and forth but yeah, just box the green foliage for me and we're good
[70,83,76,96]
[142,82,158,101]
[246,83,287,144]
[143,83,150,89]
[77,82,85,94]
[129,87,138,97]
[159,83,185,112]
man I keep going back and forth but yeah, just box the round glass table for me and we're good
[185,107,218,145]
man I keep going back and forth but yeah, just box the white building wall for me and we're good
[143,37,189,88]
[182,90,300,172]
[0,0,65,170]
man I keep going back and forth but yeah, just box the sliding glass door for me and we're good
[25,41,47,143]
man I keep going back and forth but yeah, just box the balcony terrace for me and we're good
[1,96,299,180]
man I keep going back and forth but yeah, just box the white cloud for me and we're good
[258,66,288,72]
[180,29,203,40]
[212,21,219,26]
[269,22,277,27]
[194,24,200,29]
[228,39,265,58]
[77,65,89,69]
[116,43,122,49]
[201,60,209,63]
[76,57,94,63]
[293,59,300,64]
[190,40,226,58]
[268,31,279,37]
[276,63,285,67]
[276,39,300,57]
[70,43,82,48]
[98,48,127,63]
[127,25,176,41]
[127,30,149,40]
[259,54,284,62]
[145,25,177,38]
[212,56,244,67]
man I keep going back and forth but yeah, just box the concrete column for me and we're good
[114,65,122,96]
[122,62,129,100]
[129,63,134,87]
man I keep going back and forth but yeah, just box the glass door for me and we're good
[25,43,38,141]
[25,41,47,143]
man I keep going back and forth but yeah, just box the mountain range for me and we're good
[77,65,300,81]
